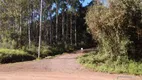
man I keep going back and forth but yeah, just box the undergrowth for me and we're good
[0,48,35,63]
[78,51,142,75]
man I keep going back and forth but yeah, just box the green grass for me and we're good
[0,48,36,63]
[77,51,142,75]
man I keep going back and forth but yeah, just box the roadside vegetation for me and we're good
[78,0,142,75]
[0,49,35,63]
[78,51,142,75]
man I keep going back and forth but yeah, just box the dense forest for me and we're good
[0,0,94,60]
[0,0,142,75]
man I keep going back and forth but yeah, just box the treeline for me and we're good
[0,0,93,56]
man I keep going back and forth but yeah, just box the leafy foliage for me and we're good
[26,45,53,58]
[80,0,142,75]
[78,51,142,75]
[0,49,35,63]
[86,0,142,61]
[0,31,18,49]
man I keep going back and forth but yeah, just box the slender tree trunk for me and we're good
[65,13,68,47]
[70,13,73,45]
[19,9,22,48]
[74,14,77,46]
[28,1,32,48]
[49,13,52,45]
[28,12,31,48]
[28,21,31,48]
[50,22,52,45]
[62,11,65,44]
[38,0,43,59]
[19,14,22,35]
[28,14,32,48]
[55,2,59,44]
[19,5,22,35]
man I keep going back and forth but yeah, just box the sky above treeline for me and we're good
[82,0,107,7]
[82,0,92,6]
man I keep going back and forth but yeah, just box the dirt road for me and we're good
[0,50,141,80]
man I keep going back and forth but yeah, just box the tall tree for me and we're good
[38,0,43,58]
[55,0,59,44]
[28,0,33,48]
[61,1,65,45]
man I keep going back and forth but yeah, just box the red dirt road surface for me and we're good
[0,50,141,80]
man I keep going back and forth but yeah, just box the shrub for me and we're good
[0,49,35,63]
[83,0,142,74]
[49,47,65,55]
[78,52,142,75]
[26,45,53,58]
[0,31,17,49]
[40,46,52,58]
[86,0,142,61]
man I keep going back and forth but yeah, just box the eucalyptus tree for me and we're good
[28,0,33,48]
[71,0,81,46]
[48,8,54,45]
[0,0,93,51]
[55,0,59,44]
[60,0,68,45]
[37,0,43,58]
[0,0,30,48]
[68,0,82,46]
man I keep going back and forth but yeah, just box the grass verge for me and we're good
[77,51,142,75]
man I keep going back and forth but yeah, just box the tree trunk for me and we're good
[28,14,31,48]
[19,9,22,48]
[70,13,73,45]
[38,0,43,59]
[50,22,52,45]
[19,14,22,35]
[49,12,52,45]
[28,21,31,48]
[28,1,32,48]
[55,1,59,44]
[62,11,65,44]
[74,14,77,46]
[65,13,68,47]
